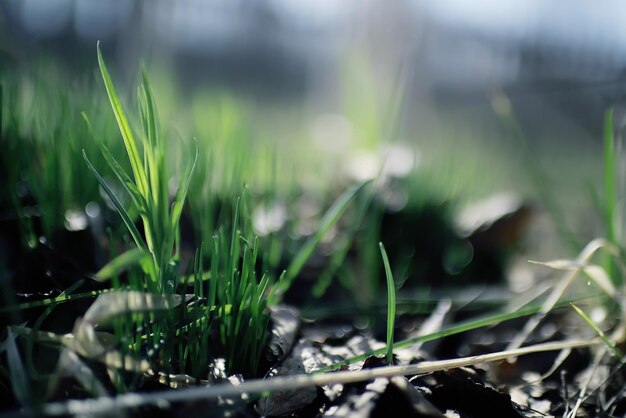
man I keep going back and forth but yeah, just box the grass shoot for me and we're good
[379,242,396,365]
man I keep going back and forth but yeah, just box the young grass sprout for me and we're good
[84,43,198,295]
[379,242,396,365]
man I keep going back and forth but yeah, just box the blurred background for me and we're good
[3,0,626,249]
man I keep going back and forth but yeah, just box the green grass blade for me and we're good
[82,111,144,212]
[168,139,199,242]
[83,150,148,253]
[229,197,241,306]
[193,244,203,297]
[571,303,624,363]
[313,187,374,298]
[379,242,396,365]
[137,69,167,241]
[209,237,219,309]
[603,108,621,286]
[97,42,149,196]
[163,139,199,268]
[316,301,576,372]
[604,108,617,240]
[138,89,150,148]
[275,181,370,300]
[140,66,158,148]
[95,248,147,281]
[0,289,113,313]
[99,144,148,214]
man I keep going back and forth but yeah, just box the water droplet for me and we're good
[65,209,88,231]
[85,201,101,218]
